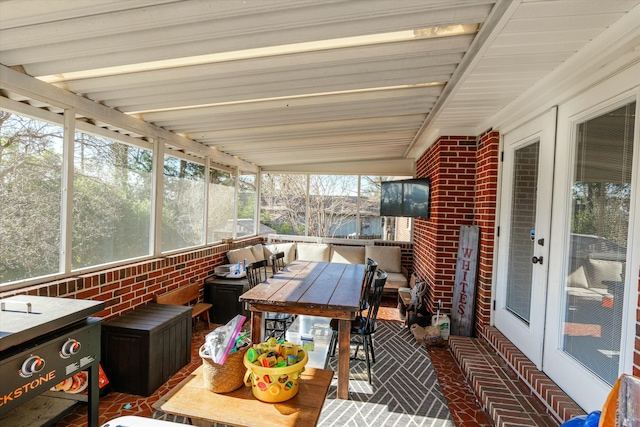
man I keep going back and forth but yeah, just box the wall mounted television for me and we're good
[380,178,431,218]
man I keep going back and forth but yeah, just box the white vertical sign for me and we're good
[452,225,479,336]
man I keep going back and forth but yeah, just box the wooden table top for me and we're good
[239,261,363,320]
[155,365,334,427]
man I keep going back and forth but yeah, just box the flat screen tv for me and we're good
[380,178,431,218]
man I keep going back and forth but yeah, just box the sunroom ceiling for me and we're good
[1,0,639,174]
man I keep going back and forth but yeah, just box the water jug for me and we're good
[432,313,450,340]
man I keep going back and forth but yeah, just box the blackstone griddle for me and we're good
[0,295,104,427]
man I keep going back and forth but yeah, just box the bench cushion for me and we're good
[297,243,331,262]
[384,271,408,294]
[250,244,267,262]
[227,247,257,265]
[330,245,366,264]
[263,242,296,265]
[365,246,402,273]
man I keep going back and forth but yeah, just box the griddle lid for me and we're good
[0,295,104,351]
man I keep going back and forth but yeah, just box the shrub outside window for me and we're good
[162,155,205,252]
[0,111,64,284]
[72,132,153,269]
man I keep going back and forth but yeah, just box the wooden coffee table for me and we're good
[155,365,333,427]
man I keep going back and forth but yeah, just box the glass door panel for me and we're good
[560,101,634,385]
[545,81,638,411]
[506,142,540,324]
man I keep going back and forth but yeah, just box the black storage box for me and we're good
[101,303,192,396]
[204,276,249,324]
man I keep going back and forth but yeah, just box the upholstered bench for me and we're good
[227,242,408,296]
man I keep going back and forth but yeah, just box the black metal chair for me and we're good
[246,259,268,289]
[359,258,378,314]
[244,260,268,315]
[270,251,286,275]
[263,251,294,340]
[328,269,388,385]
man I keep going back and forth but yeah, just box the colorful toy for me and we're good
[244,340,307,403]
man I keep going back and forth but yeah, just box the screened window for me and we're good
[0,111,63,284]
[162,155,205,251]
[261,173,308,236]
[309,175,358,238]
[208,167,235,243]
[260,173,412,241]
[361,176,411,241]
[72,132,153,269]
[237,173,257,238]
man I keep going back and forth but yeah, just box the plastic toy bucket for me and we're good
[243,345,307,403]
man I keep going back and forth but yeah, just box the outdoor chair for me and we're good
[250,252,293,340]
[359,258,378,314]
[245,259,268,289]
[270,251,286,275]
[328,269,388,384]
[244,260,269,314]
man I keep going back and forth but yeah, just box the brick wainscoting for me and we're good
[0,237,262,319]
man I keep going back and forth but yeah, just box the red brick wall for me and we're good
[414,136,477,315]
[474,131,499,337]
[412,132,498,335]
[0,238,262,320]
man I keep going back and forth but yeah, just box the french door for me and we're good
[543,80,638,412]
[494,109,556,368]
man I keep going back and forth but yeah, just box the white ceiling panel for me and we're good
[1,0,639,173]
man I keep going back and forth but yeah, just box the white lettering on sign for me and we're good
[452,226,479,337]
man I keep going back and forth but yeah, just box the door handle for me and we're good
[532,256,543,265]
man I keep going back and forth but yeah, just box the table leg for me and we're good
[337,319,350,400]
[251,311,263,344]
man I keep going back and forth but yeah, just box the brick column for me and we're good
[474,130,499,337]
[414,136,476,316]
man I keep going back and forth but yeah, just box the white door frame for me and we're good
[543,65,640,412]
[494,108,556,369]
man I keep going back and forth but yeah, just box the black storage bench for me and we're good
[204,275,249,324]
[101,303,192,396]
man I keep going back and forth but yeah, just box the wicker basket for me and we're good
[200,345,248,393]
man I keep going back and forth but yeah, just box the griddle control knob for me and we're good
[21,355,45,377]
[61,339,81,358]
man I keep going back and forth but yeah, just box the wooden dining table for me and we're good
[239,260,363,400]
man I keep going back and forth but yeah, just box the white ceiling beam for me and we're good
[261,158,415,175]
[139,86,440,122]
[169,105,431,135]
[5,3,491,73]
[88,63,455,103]
[214,132,416,151]
[53,38,470,92]
[406,0,520,159]
[485,3,640,134]
[115,74,447,113]
[0,0,177,29]
[0,65,258,172]
[191,115,426,143]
